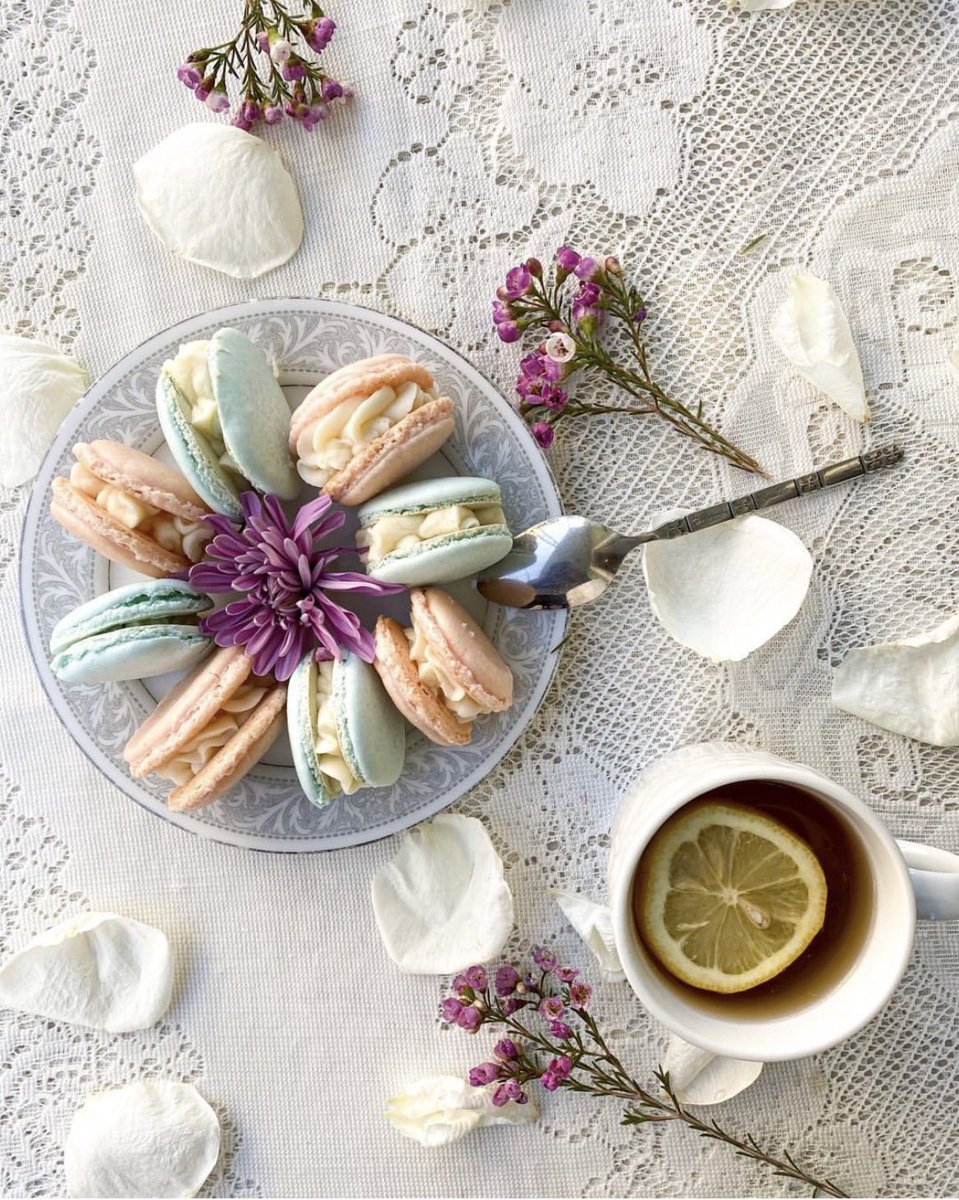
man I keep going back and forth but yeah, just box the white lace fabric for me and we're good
[3,0,959,1195]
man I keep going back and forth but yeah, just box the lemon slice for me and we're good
[637,800,827,994]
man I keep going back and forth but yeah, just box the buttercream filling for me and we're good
[69,462,210,562]
[165,341,245,481]
[405,625,488,723]
[311,661,359,797]
[156,683,267,786]
[295,380,436,486]
[356,504,506,563]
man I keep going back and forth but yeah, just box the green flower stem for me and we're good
[474,989,848,1199]
[519,277,765,476]
[189,0,337,111]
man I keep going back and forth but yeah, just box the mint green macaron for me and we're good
[50,579,213,685]
[157,327,299,519]
[356,476,512,586]
[287,651,406,808]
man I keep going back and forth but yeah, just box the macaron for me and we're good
[156,327,299,518]
[49,579,213,685]
[289,353,455,505]
[50,440,213,578]
[287,651,405,808]
[124,645,287,812]
[373,587,513,747]
[356,476,513,586]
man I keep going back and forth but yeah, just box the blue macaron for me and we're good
[355,476,513,586]
[50,579,214,685]
[156,327,299,519]
[287,651,406,808]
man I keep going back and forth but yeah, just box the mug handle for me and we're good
[896,840,959,921]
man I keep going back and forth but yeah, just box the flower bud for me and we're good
[526,257,543,278]
[604,256,622,275]
[270,35,294,66]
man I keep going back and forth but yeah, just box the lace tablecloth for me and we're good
[3,1,959,1195]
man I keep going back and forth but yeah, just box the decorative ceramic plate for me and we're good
[20,299,566,851]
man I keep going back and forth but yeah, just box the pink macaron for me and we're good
[124,645,287,812]
[289,354,455,505]
[51,440,213,578]
[373,588,513,747]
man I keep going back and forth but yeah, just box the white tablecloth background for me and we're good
[3,0,959,1195]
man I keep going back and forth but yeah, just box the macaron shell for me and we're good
[327,397,455,507]
[168,683,287,812]
[51,478,189,578]
[365,526,513,587]
[411,587,513,711]
[357,475,503,522]
[51,625,213,685]
[210,328,299,500]
[334,653,405,787]
[373,616,471,747]
[288,354,436,448]
[287,653,332,808]
[156,373,243,519]
[73,440,209,521]
[124,645,253,778]
[50,580,211,655]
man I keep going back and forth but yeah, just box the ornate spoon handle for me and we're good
[638,444,904,545]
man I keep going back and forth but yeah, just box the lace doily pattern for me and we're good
[3,0,959,1194]
[0,768,261,1197]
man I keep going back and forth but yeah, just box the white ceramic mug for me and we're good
[608,742,959,1062]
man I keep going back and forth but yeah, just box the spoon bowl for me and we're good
[479,446,904,611]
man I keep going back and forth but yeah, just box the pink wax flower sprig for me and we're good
[188,492,403,682]
[177,1,351,132]
[444,949,848,1198]
[493,249,764,475]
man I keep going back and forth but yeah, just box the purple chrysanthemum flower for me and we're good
[187,492,402,682]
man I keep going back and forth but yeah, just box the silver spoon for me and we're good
[477,444,904,610]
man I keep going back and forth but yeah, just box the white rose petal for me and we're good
[65,1081,220,1198]
[134,124,304,279]
[771,273,869,421]
[0,334,89,487]
[738,0,796,10]
[372,814,513,974]
[551,891,625,983]
[643,511,813,661]
[832,614,959,747]
[0,912,173,1032]
[662,1034,763,1105]
[386,1074,538,1147]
